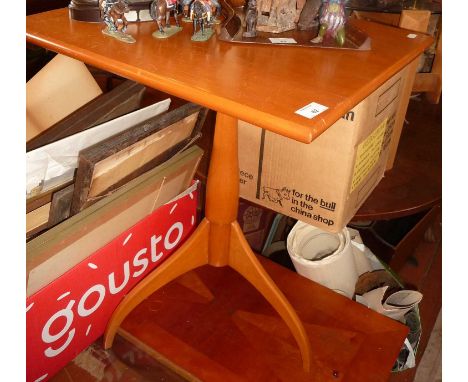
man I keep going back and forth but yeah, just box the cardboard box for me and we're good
[238,67,409,232]
[26,182,199,382]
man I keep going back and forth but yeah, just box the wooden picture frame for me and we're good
[26,180,74,240]
[26,203,51,240]
[27,80,145,151]
[70,102,207,215]
[26,179,73,213]
[47,183,75,228]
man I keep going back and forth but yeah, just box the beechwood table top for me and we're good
[26,8,432,143]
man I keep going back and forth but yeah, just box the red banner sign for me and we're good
[27,184,198,382]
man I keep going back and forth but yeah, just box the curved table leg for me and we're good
[103,219,210,349]
[229,221,311,372]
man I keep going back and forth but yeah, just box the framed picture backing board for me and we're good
[70,102,207,215]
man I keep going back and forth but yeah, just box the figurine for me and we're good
[208,0,223,24]
[181,0,194,21]
[243,0,258,38]
[150,0,182,38]
[190,0,214,41]
[99,0,136,43]
[182,0,221,23]
[311,0,346,46]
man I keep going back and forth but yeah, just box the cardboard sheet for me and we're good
[26,54,103,141]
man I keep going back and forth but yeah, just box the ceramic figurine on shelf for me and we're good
[190,0,215,41]
[150,0,183,38]
[208,0,223,24]
[181,0,193,21]
[311,0,346,46]
[99,0,136,43]
[243,0,258,38]
[182,0,221,23]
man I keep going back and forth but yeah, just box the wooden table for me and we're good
[27,8,432,376]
